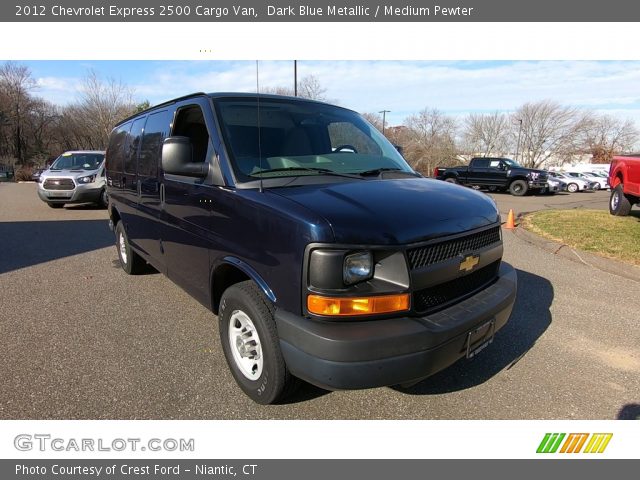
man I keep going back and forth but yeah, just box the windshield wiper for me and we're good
[356,167,417,177]
[251,167,363,180]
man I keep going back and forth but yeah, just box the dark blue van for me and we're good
[106,93,517,404]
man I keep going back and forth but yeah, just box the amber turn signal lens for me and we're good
[307,293,410,316]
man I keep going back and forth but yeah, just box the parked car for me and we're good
[565,171,609,190]
[548,172,592,193]
[541,175,566,194]
[106,93,518,404]
[37,151,107,208]
[608,155,640,216]
[434,157,548,196]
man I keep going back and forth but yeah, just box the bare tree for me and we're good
[513,100,585,169]
[462,112,512,157]
[298,75,327,101]
[579,114,639,163]
[261,74,328,101]
[0,61,36,163]
[402,107,458,174]
[361,112,383,132]
[61,70,136,149]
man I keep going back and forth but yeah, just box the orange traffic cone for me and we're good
[505,209,516,229]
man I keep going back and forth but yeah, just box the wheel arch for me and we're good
[211,257,276,315]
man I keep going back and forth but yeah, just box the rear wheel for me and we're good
[509,179,528,196]
[219,281,299,404]
[609,184,632,216]
[47,202,64,209]
[444,177,458,184]
[115,221,146,274]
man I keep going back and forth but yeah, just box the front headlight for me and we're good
[529,172,540,180]
[77,175,96,184]
[343,251,373,285]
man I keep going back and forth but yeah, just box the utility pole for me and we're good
[515,118,523,162]
[379,110,390,136]
[294,60,297,97]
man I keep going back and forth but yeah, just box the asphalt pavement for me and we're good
[0,183,638,419]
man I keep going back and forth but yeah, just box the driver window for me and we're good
[489,160,501,169]
[172,105,210,163]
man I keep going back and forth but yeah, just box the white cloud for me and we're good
[29,61,640,128]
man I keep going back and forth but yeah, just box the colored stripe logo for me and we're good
[537,433,612,453]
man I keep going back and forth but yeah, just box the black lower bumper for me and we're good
[276,262,517,390]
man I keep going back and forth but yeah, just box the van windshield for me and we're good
[213,97,414,183]
[50,153,104,170]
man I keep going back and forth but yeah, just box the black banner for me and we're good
[5,0,640,22]
[3,459,640,480]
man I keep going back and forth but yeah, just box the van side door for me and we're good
[119,117,146,244]
[161,99,219,306]
[131,110,171,273]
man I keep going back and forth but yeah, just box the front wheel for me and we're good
[219,281,299,404]
[97,189,108,208]
[509,179,528,196]
[609,184,632,216]
[567,182,579,193]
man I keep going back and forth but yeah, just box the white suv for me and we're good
[37,150,107,208]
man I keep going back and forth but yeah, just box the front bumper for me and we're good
[276,261,517,390]
[528,180,548,189]
[37,183,103,204]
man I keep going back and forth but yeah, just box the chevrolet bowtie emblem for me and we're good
[459,255,480,272]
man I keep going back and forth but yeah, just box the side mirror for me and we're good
[161,136,208,177]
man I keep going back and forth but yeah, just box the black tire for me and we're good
[567,182,579,193]
[444,177,458,184]
[97,189,108,208]
[509,179,528,196]
[609,184,632,216]
[47,202,64,209]
[114,221,146,274]
[219,281,299,404]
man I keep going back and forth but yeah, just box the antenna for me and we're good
[256,60,264,193]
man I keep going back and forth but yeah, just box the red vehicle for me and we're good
[609,155,640,216]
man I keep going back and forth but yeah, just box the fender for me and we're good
[215,256,276,304]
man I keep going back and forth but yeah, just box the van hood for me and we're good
[270,178,500,245]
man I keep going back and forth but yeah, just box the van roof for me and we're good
[114,92,342,128]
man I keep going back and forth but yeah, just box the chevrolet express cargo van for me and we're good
[106,93,517,404]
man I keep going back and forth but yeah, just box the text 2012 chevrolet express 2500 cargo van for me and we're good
[106,93,517,404]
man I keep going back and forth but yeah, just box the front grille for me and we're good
[44,178,75,190]
[407,226,501,270]
[413,261,500,314]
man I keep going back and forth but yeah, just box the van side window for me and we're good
[139,110,170,177]
[106,122,132,173]
[125,117,146,174]
[172,105,210,163]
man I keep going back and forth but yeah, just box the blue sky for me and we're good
[16,60,640,126]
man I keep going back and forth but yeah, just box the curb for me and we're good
[511,225,640,283]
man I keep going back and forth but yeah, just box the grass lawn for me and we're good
[522,209,640,266]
